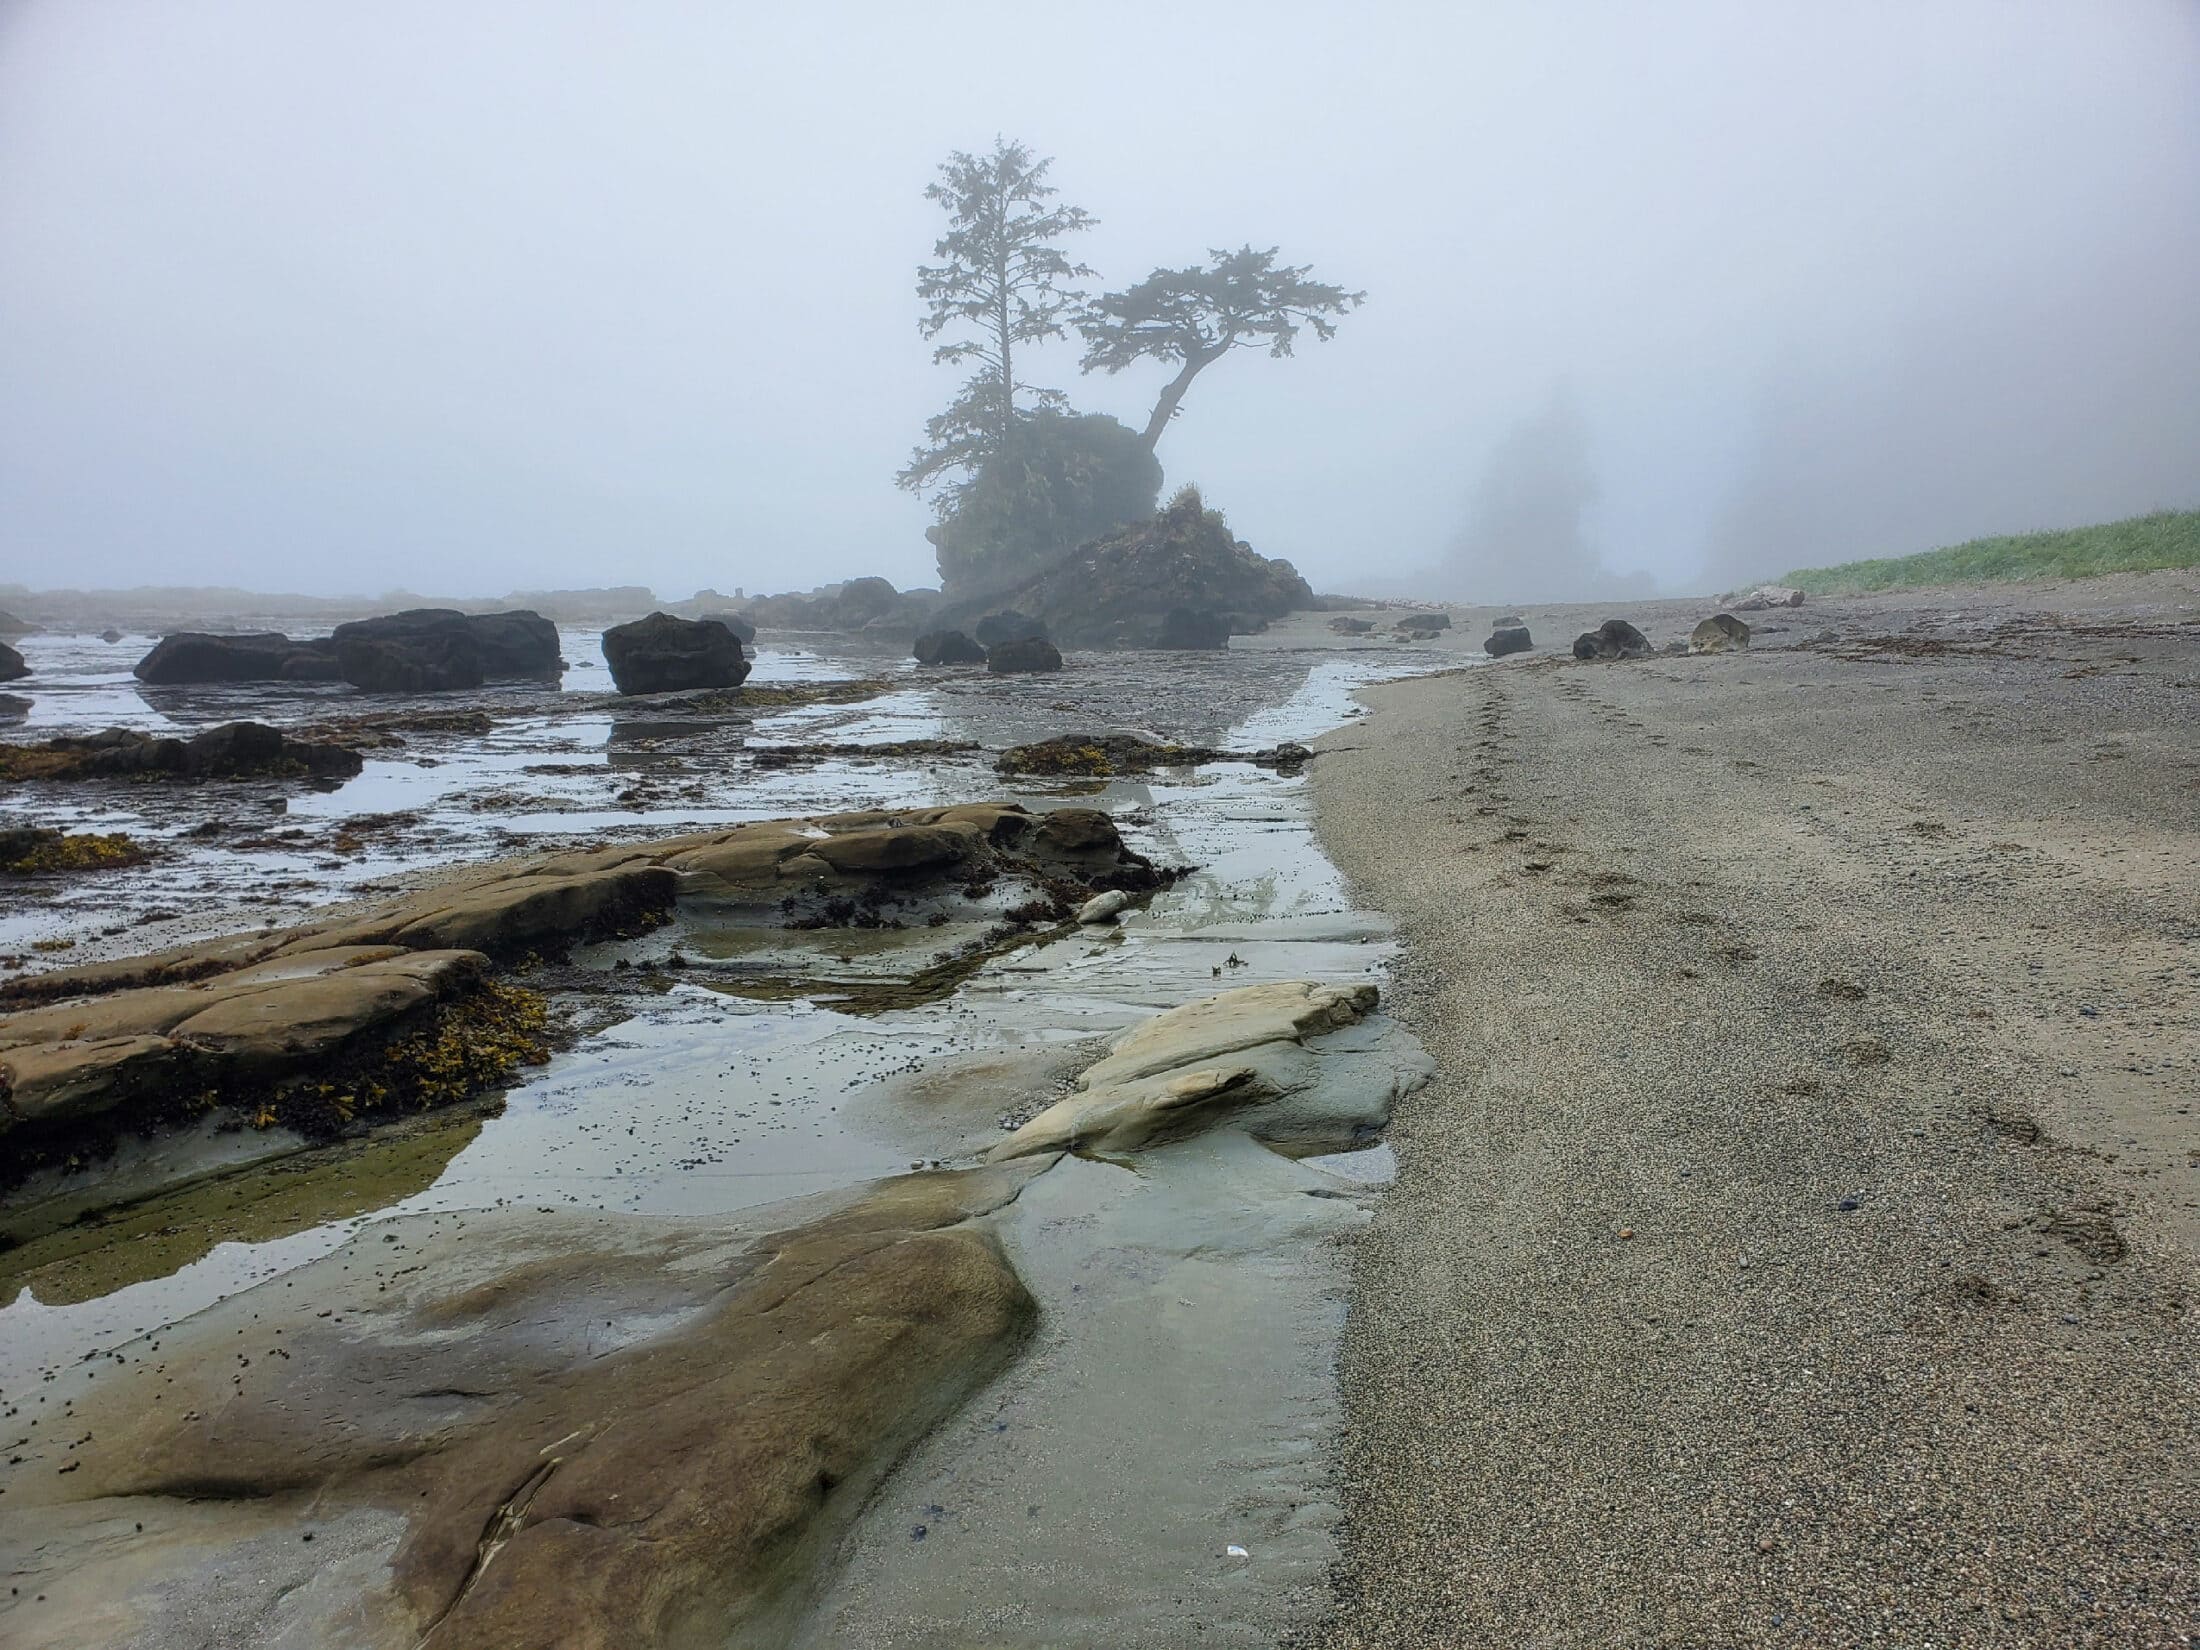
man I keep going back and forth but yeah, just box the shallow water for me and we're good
[0,629,1453,1644]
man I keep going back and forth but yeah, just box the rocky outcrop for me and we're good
[973,610,1048,648]
[2,1164,1042,1650]
[0,721,363,783]
[1690,613,1751,653]
[0,641,26,682]
[987,637,1063,674]
[1329,616,1374,635]
[1572,618,1653,661]
[1484,623,1532,657]
[742,580,940,635]
[1,803,1158,1167]
[1396,612,1451,636]
[942,488,1314,649]
[1154,607,1230,650]
[133,630,342,684]
[0,609,33,636]
[990,980,1430,1160]
[912,629,987,666]
[0,693,28,720]
[601,612,752,695]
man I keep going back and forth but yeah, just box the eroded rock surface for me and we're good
[0,721,363,783]
[0,1164,1044,1650]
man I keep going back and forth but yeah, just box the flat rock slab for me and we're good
[0,1162,1044,1650]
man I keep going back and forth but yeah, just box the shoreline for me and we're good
[1307,578,2199,1645]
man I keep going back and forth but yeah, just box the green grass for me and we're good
[1783,509,2200,595]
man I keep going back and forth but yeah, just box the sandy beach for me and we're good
[1310,578,2200,1646]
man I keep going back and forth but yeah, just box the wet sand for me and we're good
[1309,575,2200,1645]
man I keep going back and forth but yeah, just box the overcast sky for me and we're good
[3,1,2195,600]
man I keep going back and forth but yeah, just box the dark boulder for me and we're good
[1689,613,1751,654]
[0,694,29,720]
[99,628,124,644]
[460,609,561,678]
[1484,625,1532,657]
[702,612,758,645]
[1153,608,1230,651]
[834,577,902,627]
[329,609,557,686]
[1328,617,1374,635]
[601,612,752,695]
[133,632,339,685]
[986,637,1064,675]
[0,642,25,683]
[1572,618,1653,661]
[974,610,1049,648]
[1396,612,1452,634]
[913,630,987,667]
[335,630,483,694]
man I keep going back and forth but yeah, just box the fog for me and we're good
[3,1,2195,601]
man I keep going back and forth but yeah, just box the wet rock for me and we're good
[6,1164,1042,1650]
[987,637,1063,675]
[1,827,149,876]
[336,629,484,693]
[973,610,1048,649]
[1328,616,1374,635]
[0,692,29,720]
[912,629,987,666]
[99,627,124,643]
[990,980,1431,1160]
[133,631,340,685]
[0,722,363,783]
[1154,607,1230,650]
[997,733,1313,778]
[0,641,28,681]
[1396,612,1451,636]
[1690,613,1751,654]
[459,609,563,678]
[1572,618,1653,661]
[1484,624,1532,657]
[1733,585,1805,611]
[701,611,758,645]
[601,612,753,695]
[1077,889,1132,925]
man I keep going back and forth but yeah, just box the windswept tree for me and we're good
[1078,245,1363,453]
[896,139,1097,508]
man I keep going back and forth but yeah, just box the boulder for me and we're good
[974,610,1048,648]
[1690,613,1752,653]
[1328,616,1374,635]
[1153,607,1230,650]
[1396,612,1452,634]
[834,576,902,627]
[1733,585,1805,611]
[601,612,752,695]
[702,611,758,644]
[0,642,25,682]
[327,609,557,692]
[334,630,483,693]
[0,693,28,720]
[1484,625,1533,657]
[98,627,124,643]
[459,609,562,678]
[1571,618,1653,661]
[912,629,987,667]
[1077,888,1133,925]
[133,631,340,685]
[987,637,1063,675]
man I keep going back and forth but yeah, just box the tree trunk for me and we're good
[1140,351,1219,452]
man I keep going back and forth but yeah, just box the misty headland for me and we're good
[2,6,2199,1649]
